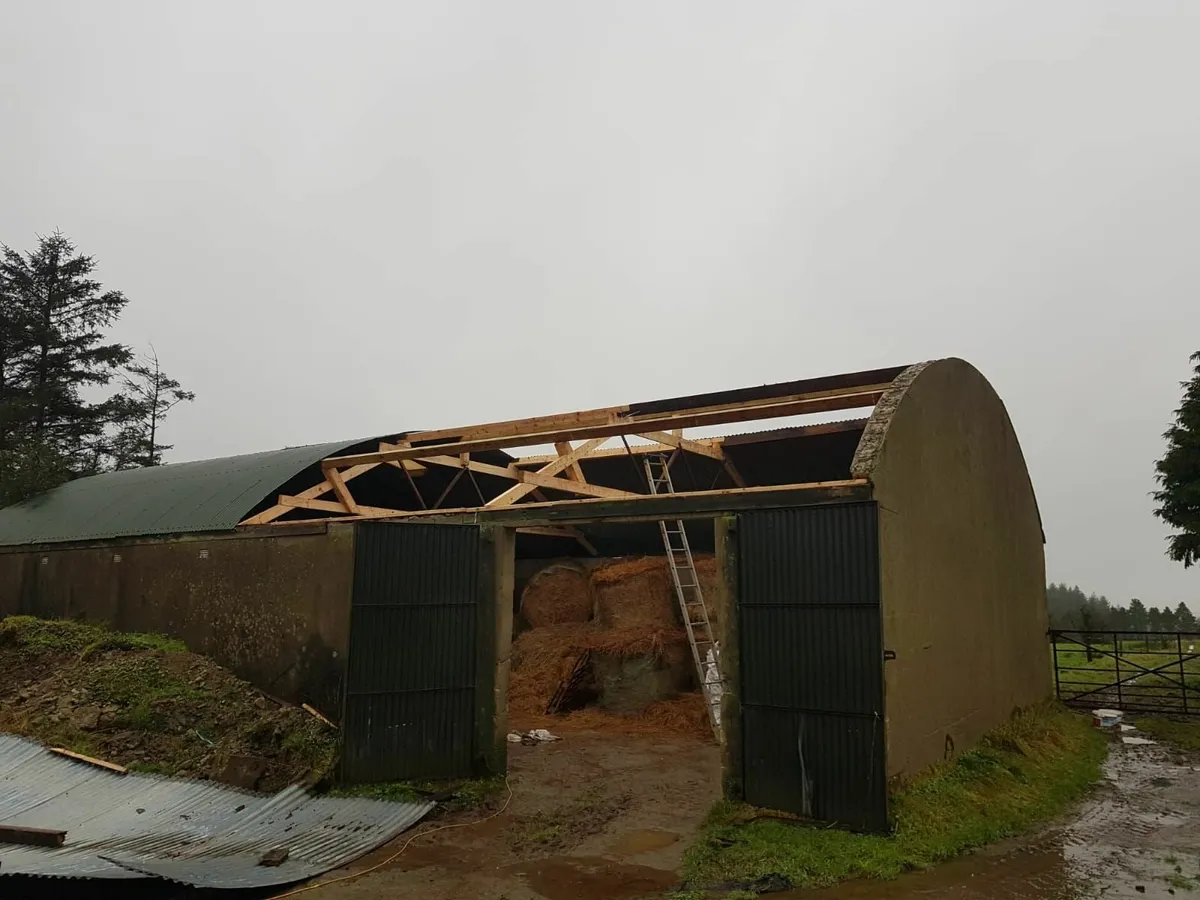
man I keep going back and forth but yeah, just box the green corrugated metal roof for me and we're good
[0,440,360,546]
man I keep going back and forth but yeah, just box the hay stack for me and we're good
[591,557,678,628]
[508,623,591,716]
[521,563,594,627]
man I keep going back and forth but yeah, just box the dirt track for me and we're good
[312,731,720,900]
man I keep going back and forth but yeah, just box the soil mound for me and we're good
[521,563,594,627]
[0,616,338,792]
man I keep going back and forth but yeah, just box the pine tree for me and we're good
[0,232,131,501]
[1154,352,1200,567]
[1128,598,1150,632]
[1176,602,1198,632]
[111,348,194,469]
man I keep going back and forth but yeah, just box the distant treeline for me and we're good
[1048,583,1198,632]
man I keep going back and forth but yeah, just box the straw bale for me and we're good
[521,563,594,627]
[591,557,677,628]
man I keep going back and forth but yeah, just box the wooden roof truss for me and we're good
[239,365,904,543]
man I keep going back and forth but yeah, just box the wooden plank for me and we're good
[514,441,692,465]
[419,450,637,501]
[517,525,598,554]
[260,480,870,527]
[49,747,128,774]
[405,370,898,445]
[239,461,380,526]
[276,495,408,517]
[323,390,886,469]
[325,466,361,514]
[555,442,587,482]
[0,824,66,848]
[488,438,608,507]
[722,458,748,489]
[635,430,726,461]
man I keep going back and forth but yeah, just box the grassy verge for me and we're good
[1133,716,1200,752]
[679,702,1106,896]
[331,775,509,814]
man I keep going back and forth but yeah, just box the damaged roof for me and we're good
[0,733,433,888]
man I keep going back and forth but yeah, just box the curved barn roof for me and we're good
[0,440,364,546]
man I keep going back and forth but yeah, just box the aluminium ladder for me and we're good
[643,452,724,736]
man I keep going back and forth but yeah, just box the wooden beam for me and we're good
[323,389,886,469]
[635,430,726,461]
[417,453,639,501]
[0,824,66,848]
[259,480,870,527]
[555,441,587,482]
[276,495,408,517]
[488,438,608,507]
[516,525,598,555]
[49,747,128,774]
[239,461,381,526]
[405,369,900,445]
[326,466,361,514]
[514,441,691,466]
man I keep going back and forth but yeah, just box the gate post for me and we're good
[715,515,743,802]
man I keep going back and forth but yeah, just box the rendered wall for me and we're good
[852,359,1050,777]
[0,525,356,715]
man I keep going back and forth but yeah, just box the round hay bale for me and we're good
[591,557,678,629]
[521,563,594,627]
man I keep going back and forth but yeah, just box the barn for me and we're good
[0,358,1050,831]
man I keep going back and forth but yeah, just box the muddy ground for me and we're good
[296,725,1200,900]
[313,731,721,900]
[8,723,1199,899]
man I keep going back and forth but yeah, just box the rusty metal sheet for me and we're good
[0,733,433,888]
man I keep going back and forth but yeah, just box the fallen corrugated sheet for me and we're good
[0,734,434,888]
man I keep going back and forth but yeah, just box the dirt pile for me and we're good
[0,616,338,792]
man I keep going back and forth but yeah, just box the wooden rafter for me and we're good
[554,442,586,482]
[488,438,608,508]
[516,525,598,555]
[417,452,637,501]
[263,479,869,527]
[514,440,705,466]
[242,365,903,529]
[322,387,888,470]
[633,430,725,461]
[325,467,360,514]
[277,496,406,517]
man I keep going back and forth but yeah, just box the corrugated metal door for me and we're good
[342,522,481,783]
[738,503,887,832]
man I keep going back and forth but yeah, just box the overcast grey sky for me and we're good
[1,1,1196,609]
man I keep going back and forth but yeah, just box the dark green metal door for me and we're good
[342,522,482,783]
[738,503,888,832]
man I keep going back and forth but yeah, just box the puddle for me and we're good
[505,855,677,900]
[606,828,680,858]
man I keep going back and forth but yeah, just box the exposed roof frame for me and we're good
[239,365,904,529]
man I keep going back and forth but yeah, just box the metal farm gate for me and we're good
[738,503,888,833]
[1051,630,1200,716]
[341,523,484,783]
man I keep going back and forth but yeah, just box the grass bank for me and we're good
[679,702,1106,896]
[1133,716,1200,752]
[331,775,509,814]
